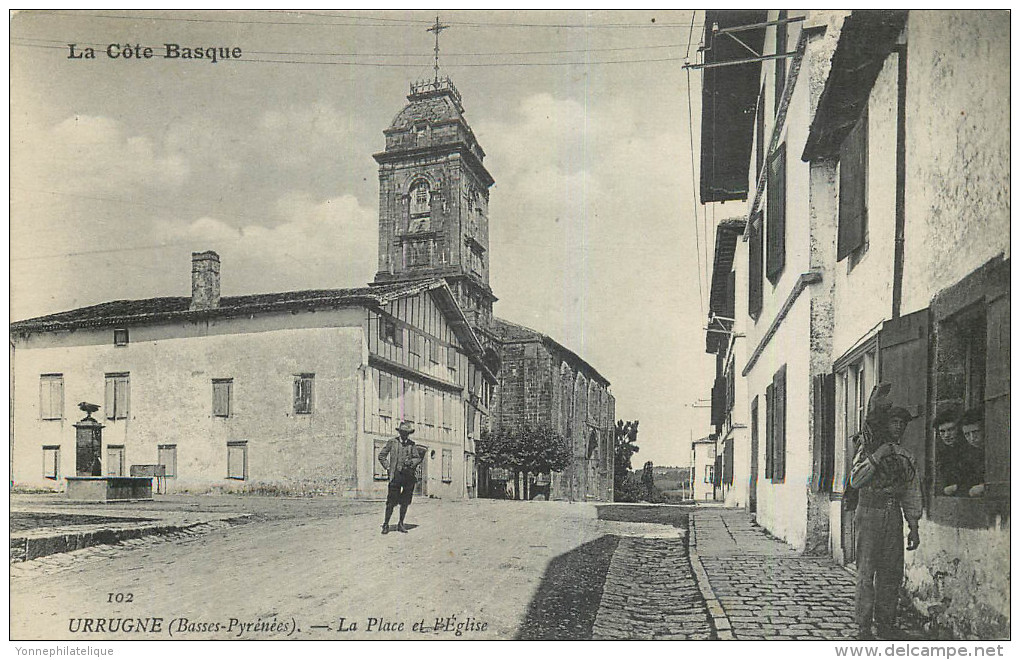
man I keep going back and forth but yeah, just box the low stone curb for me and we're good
[10,516,249,563]
[688,515,734,641]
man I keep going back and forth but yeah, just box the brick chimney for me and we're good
[190,251,221,311]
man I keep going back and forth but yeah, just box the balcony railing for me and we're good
[410,77,463,107]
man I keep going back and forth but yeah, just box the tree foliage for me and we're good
[476,424,572,476]
[613,420,642,502]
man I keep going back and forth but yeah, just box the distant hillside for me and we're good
[632,466,691,492]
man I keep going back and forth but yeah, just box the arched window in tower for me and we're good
[408,180,431,234]
[410,181,430,216]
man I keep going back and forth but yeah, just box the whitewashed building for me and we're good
[698,9,1009,637]
[11,252,496,499]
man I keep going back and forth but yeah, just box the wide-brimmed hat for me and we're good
[397,420,415,434]
[887,406,917,422]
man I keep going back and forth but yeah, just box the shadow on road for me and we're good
[514,535,620,640]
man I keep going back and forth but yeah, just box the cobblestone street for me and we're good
[692,507,928,641]
[593,536,711,640]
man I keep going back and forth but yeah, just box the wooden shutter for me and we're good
[838,108,868,261]
[119,378,129,419]
[812,373,836,492]
[748,213,764,318]
[766,143,787,282]
[756,84,766,181]
[749,396,760,511]
[765,382,774,479]
[772,366,787,481]
[105,377,115,420]
[723,438,734,485]
[213,380,231,417]
[984,292,1009,501]
[379,373,392,416]
[711,376,726,427]
[878,309,930,488]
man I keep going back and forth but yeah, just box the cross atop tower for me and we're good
[426,15,450,85]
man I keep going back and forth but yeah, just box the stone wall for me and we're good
[490,334,614,502]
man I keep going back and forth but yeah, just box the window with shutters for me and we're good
[39,374,63,420]
[750,396,760,507]
[401,380,416,421]
[442,449,453,483]
[447,345,458,376]
[928,256,1010,522]
[293,374,314,414]
[765,365,787,483]
[838,108,869,265]
[723,438,734,485]
[765,383,774,479]
[378,372,394,420]
[934,304,990,503]
[834,347,877,494]
[158,444,177,478]
[705,464,715,484]
[774,10,788,117]
[766,143,787,283]
[379,317,402,346]
[748,213,763,319]
[423,389,436,433]
[212,379,232,418]
[442,394,453,442]
[106,445,125,477]
[104,373,130,420]
[42,445,60,480]
[227,441,247,480]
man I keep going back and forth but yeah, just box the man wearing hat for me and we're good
[849,391,923,640]
[377,420,428,534]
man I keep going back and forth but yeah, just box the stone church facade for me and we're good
[371,78,615,502]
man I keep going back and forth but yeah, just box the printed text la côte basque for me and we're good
[68,43,242,63]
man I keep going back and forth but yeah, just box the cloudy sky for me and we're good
[11,10,717,467]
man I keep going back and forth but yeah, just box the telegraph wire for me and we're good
[12,36,697,57]
[229,55,690,68]
[684,10,696,60]
[43,11,702,30]
[11,41,697,67]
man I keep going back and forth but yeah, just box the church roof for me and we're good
[490,317,610,387]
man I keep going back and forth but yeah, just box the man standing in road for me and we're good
[378,420,427,534]
[849,399,923,640]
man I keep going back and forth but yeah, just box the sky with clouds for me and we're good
[11,9,718,467]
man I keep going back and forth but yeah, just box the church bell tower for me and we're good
[373,76,497,333]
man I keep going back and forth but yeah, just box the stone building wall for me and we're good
[489,327,614,502]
